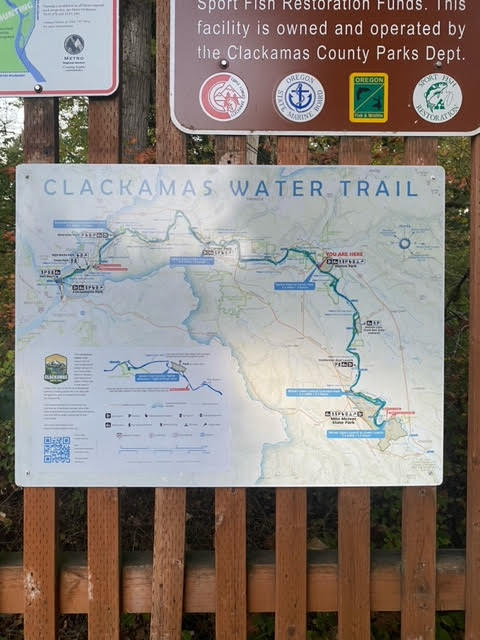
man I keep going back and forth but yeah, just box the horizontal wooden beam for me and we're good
[0,550,465,615]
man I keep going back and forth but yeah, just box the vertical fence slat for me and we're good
[149,2,187,639]
[23,489,57,639]
[150,490,187,640]
[213,135,248,640]
[275,488,307,639]
[337,488,371,639]
[337,137,371,640]
[466,133,480,639]
[274,136,308,640]
[23,97,58,640]
[215,489,247,639]
[401,137,437,640]
[87,490,120,638]
[87,93,121,639]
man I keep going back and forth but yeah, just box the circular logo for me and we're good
[275,73,325,123]
[413,73,462,124]
[64,34,85,55]
[199,73,248,121]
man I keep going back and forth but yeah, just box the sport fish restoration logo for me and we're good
[413,73,462,124]
[44,354,68,384]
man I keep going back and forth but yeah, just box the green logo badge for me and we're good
[349,73,388,124]
[44,354,68,384]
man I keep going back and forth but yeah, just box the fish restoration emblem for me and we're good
[413,73,462,124]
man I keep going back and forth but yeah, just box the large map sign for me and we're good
[0,0,118,96]
[15,164,444,487]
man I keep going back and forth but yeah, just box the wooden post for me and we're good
[401,138,437,640]
[465,133,480,639]
[274,137,308,640]
[23,97,59,640]
[149,1,187,638]
[87,93,122,639]
[213,135,248,640]
[337,137,372,640]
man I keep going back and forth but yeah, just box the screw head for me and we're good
[34,84,43,93]
[219,59,229,69]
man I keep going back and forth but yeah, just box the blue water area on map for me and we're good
[6,0,45,82]
[170,257,214,266]
[327,430,385,439]
[286,388,345,397]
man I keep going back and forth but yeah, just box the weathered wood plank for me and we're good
[215,489,247,639]
[337,137,372,640]
[87,490,120,638]
[0,550,466,614]
[23,489,57,639]
[401,137,438,640]
[150,489,187,640]
[23,97,59,640]
[337,489,371,639]
[466,133,480,639]
[275,488,307,640]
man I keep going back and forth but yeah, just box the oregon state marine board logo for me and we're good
[44,354,68,384]
[199,73,248,121]
[413,73,462,124]
[275,73,325,123]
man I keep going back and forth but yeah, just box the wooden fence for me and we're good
[3,0,480,637]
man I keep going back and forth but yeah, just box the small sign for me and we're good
[349,73,388,124]
[0,0,118,97]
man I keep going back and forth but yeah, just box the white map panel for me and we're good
[15,164,444,487]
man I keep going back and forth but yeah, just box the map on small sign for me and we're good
[349,73,388,123]
[0,0,118,97]
[15,164,444,487]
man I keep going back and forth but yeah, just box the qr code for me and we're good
[43,436,71,463]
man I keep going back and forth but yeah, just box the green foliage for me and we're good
[187,135,215,164]
[59,98,88,163]
[308,136,339,165]
[307,613,338,639]
[0,106,18,495]
[436,612,465,639]
[248,614,275,639]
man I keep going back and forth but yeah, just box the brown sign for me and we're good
[170,0,479,135]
